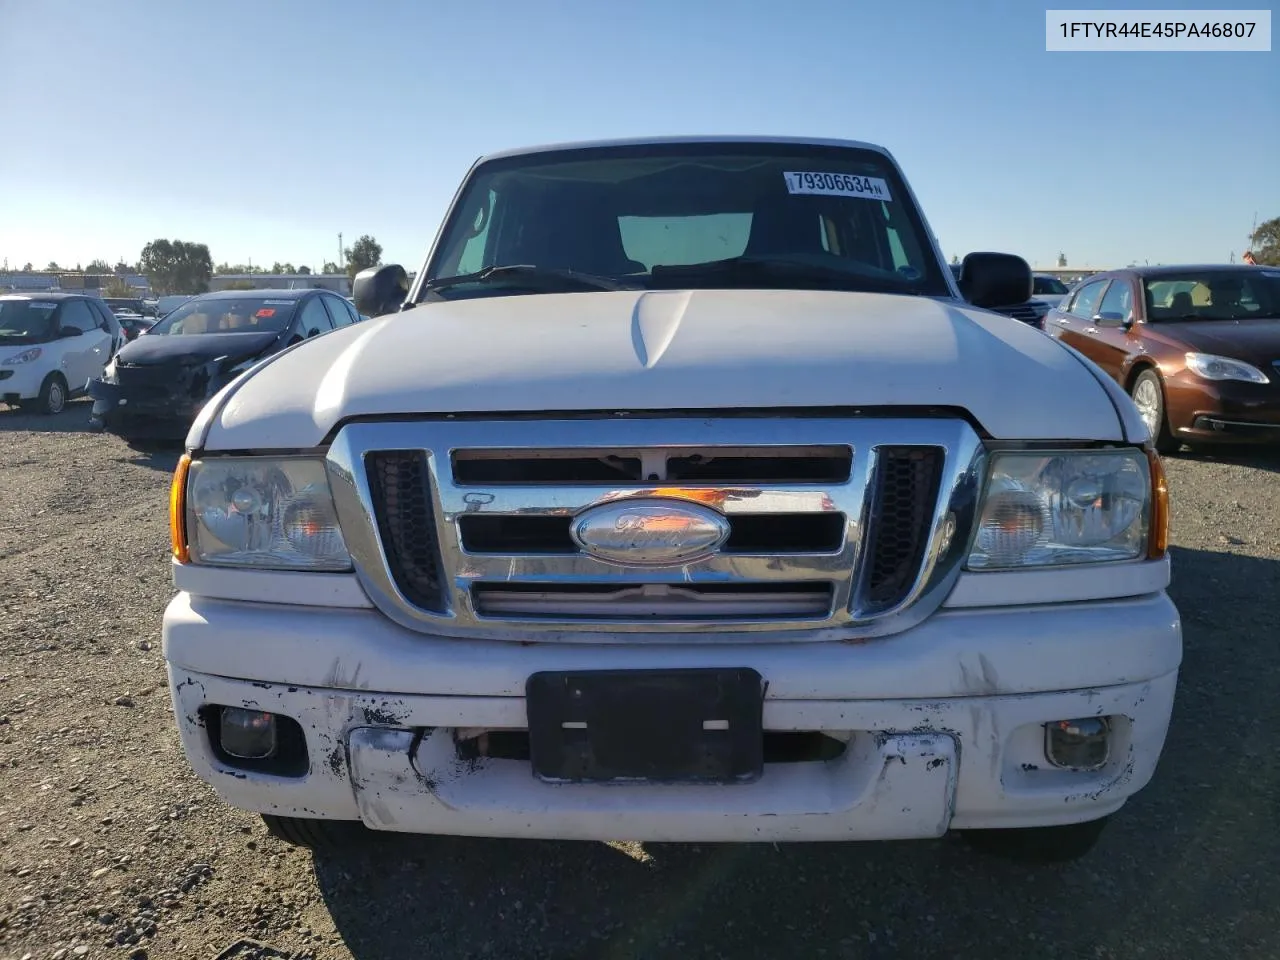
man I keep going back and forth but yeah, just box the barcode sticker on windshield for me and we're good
[783,171,892,201]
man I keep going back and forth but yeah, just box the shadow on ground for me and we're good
[306,546,1279,959]
[0,398,97,434]
[1174,443,1280,474]
[0,400,182,472]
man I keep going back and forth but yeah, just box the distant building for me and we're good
[1033,267,1106,285]
[0,271,150,295]
[209,273,351,295]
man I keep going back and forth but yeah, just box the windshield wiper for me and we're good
[423,264,639,295]
[649,255,909,293]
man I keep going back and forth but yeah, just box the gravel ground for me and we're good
[1,399,1277,960]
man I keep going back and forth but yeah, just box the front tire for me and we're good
[261,814,372,853]
[962,815,1110,863]
[21,373,69,415]
[1130,369,1178,454]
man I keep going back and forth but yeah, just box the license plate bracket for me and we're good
[526,668,764,784]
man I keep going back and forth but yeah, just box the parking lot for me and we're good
[0,398,1277,960]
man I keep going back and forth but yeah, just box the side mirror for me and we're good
[353,264,409,318]
[307,328,320,338]
[957,252,1033,309]
[59,326,83,338]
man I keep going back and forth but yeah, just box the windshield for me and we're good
[0,300,60,344]
[1033,276,1069,295]
[424,142,948,299]
[147,296,297,335]
[1145,270,1280,322]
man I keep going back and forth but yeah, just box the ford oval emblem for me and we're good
[570,498,731,567]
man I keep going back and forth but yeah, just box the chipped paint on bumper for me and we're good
[166,664,1177,842]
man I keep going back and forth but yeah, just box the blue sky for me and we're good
[1,0,1275,272]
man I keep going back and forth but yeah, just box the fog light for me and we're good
[1044,717,1111,771]
[220,707,278,759]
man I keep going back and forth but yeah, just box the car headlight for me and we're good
[185,456,350,571]
[2,347,42,365]
[967,450,1152,569]
[1184,353,1269,384]
[103,358,118,382]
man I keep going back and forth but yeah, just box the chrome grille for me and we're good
[326,417,985,644]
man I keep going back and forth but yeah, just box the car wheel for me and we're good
[961,815,1110,863]
[260,814,374,853]
[26,373,69,416]
[1130,369,1178,454]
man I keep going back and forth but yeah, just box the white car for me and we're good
[163,135,1180,864]
[0,293,117,414]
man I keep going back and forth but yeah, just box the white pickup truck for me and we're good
[163,136,1181,863]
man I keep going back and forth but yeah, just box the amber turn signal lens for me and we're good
[1147,449,1169,559]
[170,453,192,563]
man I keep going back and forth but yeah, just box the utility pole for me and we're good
[337,233,343,272]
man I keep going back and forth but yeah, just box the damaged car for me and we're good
[88,288,362,442]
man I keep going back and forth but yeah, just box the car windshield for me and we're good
[0,300,60,344]
[147,296,297,335]
[424,141,949,299]
[1145,270,1280,322]
[1033,276,1069,295]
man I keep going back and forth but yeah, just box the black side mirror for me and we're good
[353,265,409,318]
[957,252,1033,309]
[59,326,83,338]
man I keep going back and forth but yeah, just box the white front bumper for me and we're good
[0,361,47,399]
[163,591,1181,842]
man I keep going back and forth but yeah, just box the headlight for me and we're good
[103,358,118,382]
[967,450,1151,569]
[2,347,42,365]
[1184,352,1269,384]
[186,457,350,571]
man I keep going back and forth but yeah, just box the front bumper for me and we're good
[88,378,203,439]
[163,590,1182,842]
[1168,375,1280,444]
[0,363,48,401]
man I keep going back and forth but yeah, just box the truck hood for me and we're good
[196,289,1126,450]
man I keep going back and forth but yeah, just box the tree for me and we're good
[103,278,136,298]
[86,259,111,274]
[322,261,340,274]
[297,265,312,275]
[113,260,133,275]
[270,262,297,274]
[1249,216,1280,266]
[345,235,382,280]
[45,261,60,272]
[21,262,32,272]
[139,239,214,295]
